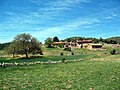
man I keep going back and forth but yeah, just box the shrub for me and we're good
[63,47,71,51]
[110,49,116,55]
[61,58,65,63]
[39,51,44,55]
[58,44,63,48]
[71,52,74,55]
[60,52,64,56]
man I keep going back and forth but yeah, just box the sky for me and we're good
[0,0,120,43]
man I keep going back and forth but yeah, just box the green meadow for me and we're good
[1,61,120,90]
[0,45,120,90]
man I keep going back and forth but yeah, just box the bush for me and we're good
[60,52,64,56]
[71,52,74,55]
[63,47,71,51]
[39,51,43,55]
[110,49,116,55]
[47,45,54,48]
[61,58,65,63]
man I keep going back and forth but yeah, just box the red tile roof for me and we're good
[77,40,92,43]
[53,42,69,45]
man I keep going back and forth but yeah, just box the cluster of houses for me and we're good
[53,40,103,50]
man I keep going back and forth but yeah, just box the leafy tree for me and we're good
[66,38,71,42]
[44,37,53,48]
[8,33,42,58]
[30,37,43,55]
[99,37,103,42]
[7,41,18,57]
[93,38,99,43]
[53,36,59,42]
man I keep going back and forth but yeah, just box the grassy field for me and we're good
[1,61,120,90]
[0,45,120,90]
[0,47,108,63]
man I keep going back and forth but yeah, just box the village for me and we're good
[53,40,103,50]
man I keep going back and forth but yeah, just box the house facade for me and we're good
[53,40,103,50]
[87,44,103,50]
[76,40,92,48]
[53,42,70,48]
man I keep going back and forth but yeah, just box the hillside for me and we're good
[105,37,120,44]
[0,42,10,50]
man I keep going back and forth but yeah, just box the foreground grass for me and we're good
[1,61,120,90]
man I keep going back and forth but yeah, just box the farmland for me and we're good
[0,45,120,90]
[1,60,120,90]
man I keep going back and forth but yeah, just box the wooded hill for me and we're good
[0,42,10,50]
[63,36,120,44]
[104,37,120,44]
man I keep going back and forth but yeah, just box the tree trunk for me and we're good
[25,49,28,58]
[25,52,28,58]
[13,53,15,57]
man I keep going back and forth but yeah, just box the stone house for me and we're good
[53,42,70,48]
[53,40,103,50]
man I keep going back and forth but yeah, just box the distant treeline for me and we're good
[0,36,120,50]
[104,37,120,44]
[0,42,10,50]
[64,36,120,44]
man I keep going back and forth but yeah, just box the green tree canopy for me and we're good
[8,33,42,58]
[44,37,53,48]
[53,36,59,42]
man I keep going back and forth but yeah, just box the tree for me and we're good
[30,37,43,55]
[66,38,71,42]
[8,33,42,58]
[44,37,53,48]
[7,41,18,57]
[93,38,99,43]
[99,37,103,42]
[53,36,59,42]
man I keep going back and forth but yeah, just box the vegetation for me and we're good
[44,37,53,48]
[0,42,10,50]
[110,49,116,55]
[63,47,71,51]
[71,52,74,55]
[1,36,119,51]
[64,36,120,44]
[53,36,59,42]
[104,37,120,44]
[60,52,64,56]
[7,33,42,58]
[1,61,120,90]
[0,34,120,89]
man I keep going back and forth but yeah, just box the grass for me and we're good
[0,48,103,63]
[0,46,119,64]
[1,61,120,90]
[0,44,120,89]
